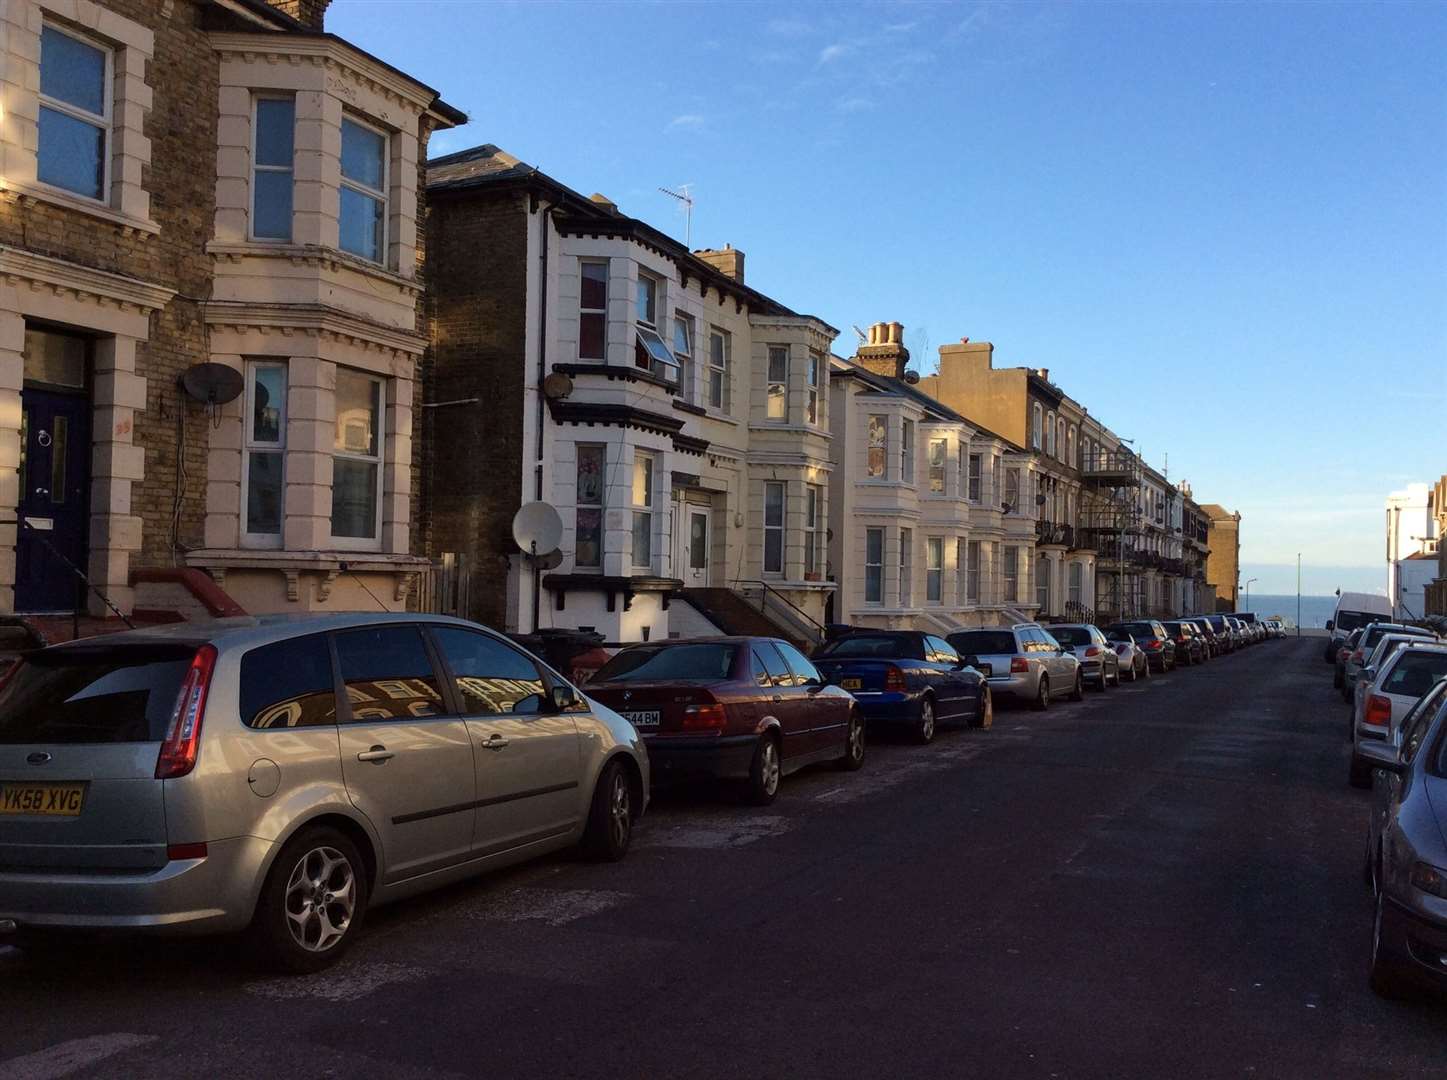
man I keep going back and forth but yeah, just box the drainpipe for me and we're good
[535,198,551,501]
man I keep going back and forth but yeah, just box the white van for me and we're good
[1325,591,1393,661]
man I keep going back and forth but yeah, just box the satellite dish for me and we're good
[512,501,563,555]
[179,363,244,406]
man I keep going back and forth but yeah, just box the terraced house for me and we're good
[422,146,837,645]
[0,0,461,619]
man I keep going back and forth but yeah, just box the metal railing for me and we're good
[730,579,827,646]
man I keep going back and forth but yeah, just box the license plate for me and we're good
[976,663,992,677]
[0,782,86,817]
[840,678,862,690]
[623,711,660,729]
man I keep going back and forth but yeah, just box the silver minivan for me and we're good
[0,614,648,972]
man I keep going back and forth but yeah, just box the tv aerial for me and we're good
[659,184,694,247]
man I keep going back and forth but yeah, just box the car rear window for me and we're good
[1336,610,1383,633]
[593,643,737,682]
[0,644,196,744]
[1121,622,1158,638]
[1383,653,1447,699]
[241,635,337,729]
[1049,627,1092,647]
[948,631,1018,655]
[815,635,921,659]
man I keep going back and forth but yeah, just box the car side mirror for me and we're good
[1363,666,1377,683]
[1325,620,1334,632]
[805,677,825,693]
[550,683,578,712]
[1356,740,1403,775]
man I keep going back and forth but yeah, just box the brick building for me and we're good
[0,0,461,617]
[1201,504,1242,612]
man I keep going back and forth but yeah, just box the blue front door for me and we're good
[16,387,91,612]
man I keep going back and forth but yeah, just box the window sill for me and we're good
[207,241,419,293]
[8,180,160,235]
[699,410,739,426]
[749,421,832,438]
[553,361,679,395]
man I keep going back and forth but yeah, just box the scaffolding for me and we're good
[1078,447,1144,621]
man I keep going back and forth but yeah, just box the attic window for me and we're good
[635,326,679,384]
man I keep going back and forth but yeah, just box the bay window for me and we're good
[1036,555,1050,610]
[926,538,943,603]
[1031,403,1043,450]
[867,415,887,478]
[901,420,915,484]
[673,313,694,399]
[763,482,785,575]
[38,24,110,201]
[339,116,388,263]
[1069,562,1083,606]
[580,261,608,360]
[968,453,982,502]
[865,528,883,604]
[1045,411,1056,456]
[957,538,968,605]
[243,361,286,544]
[575,444,605,569]
[1004,546,1019,603]
[252,96,294,240]
[767,346,788,420]
[805,485,821,577]
[1005,467,1021,513]
[928,438,947,493]
[807,351,821,425]
[631,451,654,569]
[967,539,981,601]
[331,368,384,544]
[637,274,658,328]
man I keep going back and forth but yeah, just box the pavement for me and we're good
[4,635,1447,1078]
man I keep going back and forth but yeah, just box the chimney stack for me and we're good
[693,243,745,283]
[588,193,618,213]
[854,320,911,380]
[262,0,331,29]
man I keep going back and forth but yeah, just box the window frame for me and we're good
[249,93,295,242]
[867,414,888,479]
[636,272,660,329]
[241,359,287,549]
[338,113,390,265]
[329,367,386,550]
[804,484,821,577]
[926,537,943,604]
[967,539,981,601]
[631,450,655,571]
[927,437,947,493]
[1045,411,1056,457]
[579,260,609,361]
[899,527,913,607]
[957,538,968,606]
[865,527,884,604]
[672,312,694,400]
[901,419,915,485]
[574,443,606,570]
[1031,403,1043,450]
[1004,545,1019,603]
[427,624,556,719]
[707,326,730,413]
[763,481,786,576]
[766,345,789,421]
[37,21,113,205]
[1036,554,1050,610]
[967,452,982,502]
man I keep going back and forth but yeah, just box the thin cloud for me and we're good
[666,114,705,131]
[885,20,919,33]
[836,96,876,114]
[767,16,813,36]
[818,42,850,65]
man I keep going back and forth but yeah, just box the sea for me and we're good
[1245,594,1339,629]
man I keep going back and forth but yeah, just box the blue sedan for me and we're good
[812,630,991,745]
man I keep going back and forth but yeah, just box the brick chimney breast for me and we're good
[854,320,910,379]
[262,0,331,28]
[693,244,744,283]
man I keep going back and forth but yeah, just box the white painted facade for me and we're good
[1387,483,1436,621]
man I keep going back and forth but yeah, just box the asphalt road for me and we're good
[4,636,1447,1079]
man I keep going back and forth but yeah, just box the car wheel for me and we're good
[1111,665,1122,688]
[837,709,866,770]
[1348,752,1373,789]
[1069,671,1085,702]
[914,697,937,745]
[1032,676,1050,711]
[583,757,635,859]
[972,688,993,730]
[1128,659,1139,683]
[746,734,782,805]
[1097,670,1109,692]
[249,826,368,974]
[1369,886,1415,1000]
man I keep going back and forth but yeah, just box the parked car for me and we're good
[589,637,861,805]
[945,624,1084,711]
[1351,631,1447,742]
[1161,620,1206,665]
[1334,628,1366,689]
[1358,676,1447,998]
[1231,613,1263,643]
[1349,642,1447,787]
[1342,623,1438,702]
[1225,617,1250,648]
[1102,620,1176,672]
[1326,591,1393,663]
[1103,628,1151,681]
[1265,619,1286,639]
[1183,617,1222,657]
[0,614,647,973]
[1201,614,1236,653]
[1047,624,1121,689]
[812,630,989,745]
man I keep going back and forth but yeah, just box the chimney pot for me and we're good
[854,321,911,380]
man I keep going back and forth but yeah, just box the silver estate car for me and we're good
[0,614,648,972]
[1349,642,1447,788]
[1044,624,1121,690]
[947,624,1083,710]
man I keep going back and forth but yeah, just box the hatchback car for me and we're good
[1358,676,1447,998]
[812,630,989,744]
[1343,623,1437,702]
[946,624,1083,710]
[1202,614,1236,653]
[1161,620,1206,666]
[1102,620,1176,672]
[1103,628,1150,681]
[1349,642,1447,787]
[0,614,647,973]
[1182,617,1222,657]
[1047,624,1121,689]
[588,637,863,804]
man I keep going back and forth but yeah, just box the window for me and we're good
[1045,412,1056,456]
[708,327,730,412]
[991,456,1001,506]
[244,361,286,542]
[241,635,336,729]
[865,528,884,603]
[1069,561,1083,605]
[635,324,678,381]
[968,540,981,601]
[637,273,658,328]
[433,627,548,716]
[755,642,792,687]
[575,444,605,569]
[1031,403,1043,450]
[340,116,388,263]
[928,438,947,493]
[631,451,654,569]
[901,420,915,484]
[899,528,913,606]
[580,261,608,360]
[251,97,294,240]
[1004,546,1019,603]
[673,313,693,398]
[335,626,444,722]
[1067,426,1076,467]
[331,368,384,543]
[775,641,823,686]
[926,538,943,603]
[867,415,888,478]
[599,643,737,683]
[764,481,786,575]
[1004,467,1021,513]
[689,510,708,570]
[957,538,968,605]
[38,24,110,201]
[968,453,982,502]
[767,346,788,420]
[1057,419,1067,461]
[1036,555,1050,610]
[807,351,821,425]
[804,485,821,576]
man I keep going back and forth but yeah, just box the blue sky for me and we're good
[331,0,1447,596]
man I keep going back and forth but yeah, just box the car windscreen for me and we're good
[1336,610,1383,633]
[1382,652,1447,699]
[592,643,737,683]
[816,635,921,660]
[947,631,1017,655]
[0,644,197,744]
[1049,627,1092,647]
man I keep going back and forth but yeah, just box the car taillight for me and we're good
[681,703,728,731]
[166,842,208,861]
[883,665,907,692]
[156,645,217,779]
[1364,695,1392,729]
[1010,657,1029,674]
[1084,646,1101,657]
[1338,648,1350,662]
[1144,639,1161,650]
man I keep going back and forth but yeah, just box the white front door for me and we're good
[685,508,710,587]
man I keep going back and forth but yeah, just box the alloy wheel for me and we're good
[609,768,632,850]
[761,739,781,796]
[848,713,866,762]
[284,845,356,953]
[919,699,936,742]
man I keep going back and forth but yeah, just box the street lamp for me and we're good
[1296,553,1301,637]
[1243,577,1258,611]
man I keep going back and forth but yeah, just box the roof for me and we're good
[1198,504,1239,520]
[428,144,562,192]
[833,357,1023,450]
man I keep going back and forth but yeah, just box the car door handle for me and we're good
[356,746,394,763]
[772,695,783,704]
[481,734,510,750]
